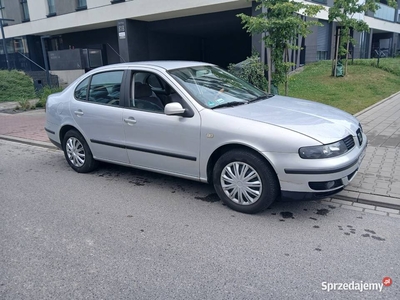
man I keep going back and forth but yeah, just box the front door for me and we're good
[122,70,201,178]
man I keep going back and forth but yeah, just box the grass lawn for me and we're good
[281,59,400,114]
[352,57,400,76]
[0,70,36,102]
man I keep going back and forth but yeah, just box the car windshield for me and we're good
[169,66,267,108]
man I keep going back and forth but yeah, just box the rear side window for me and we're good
[74,77,89,101]
[74,71,124,107]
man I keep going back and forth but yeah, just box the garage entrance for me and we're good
[120,8,252,68]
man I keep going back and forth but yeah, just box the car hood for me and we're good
[217,95,360,144]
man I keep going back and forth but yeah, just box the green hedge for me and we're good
[0,70,36,102]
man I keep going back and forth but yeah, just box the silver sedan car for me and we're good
[45,61,367,214]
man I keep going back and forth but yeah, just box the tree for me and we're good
[238,0,324,95]
[228,53,268,91]
[329,0,397,77]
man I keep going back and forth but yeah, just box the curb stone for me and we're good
[319,197,400,218]
[0,135,58,150]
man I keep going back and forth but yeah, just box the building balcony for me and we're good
[374,3,396,22]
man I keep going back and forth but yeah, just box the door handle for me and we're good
[124,117,137,125]
[74,110,84,117]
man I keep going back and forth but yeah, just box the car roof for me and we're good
[95,61,215,72]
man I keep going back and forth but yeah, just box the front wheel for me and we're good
[213,150,279,214]
[62,130,98,173]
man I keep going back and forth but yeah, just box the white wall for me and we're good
[26,0,48,21]
[365,16,400,32]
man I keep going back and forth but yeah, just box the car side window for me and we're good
[74,77,89,101]
[147,74,163,89]
[129,71,186,114]
[85,71,123,106]
[130,72,165,113]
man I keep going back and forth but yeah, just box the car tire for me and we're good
[213,149,279,214]
[62,129,98,173]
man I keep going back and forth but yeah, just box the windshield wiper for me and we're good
[248,94,274,103]
[211,101,247,109]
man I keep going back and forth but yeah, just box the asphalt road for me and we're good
[1,140,399,300]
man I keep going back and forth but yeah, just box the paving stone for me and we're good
[363,209,388,216]
[375,207,400,214]
[356,188,374,194]
[337,190,360,200]
[378,172,392,178]
[373,188,389,195]
[390,187,400,194]
[353,203,377,210]
[388,213,400,219]
[388,192,400,199]
[359,184,374,191]
[331,199,353,205]
[374,182,390,189]
[340,204,364,212]
[363,177,376,184]
[358,193,400,207]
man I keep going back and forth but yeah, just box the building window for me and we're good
[317,20,329,60]
[13,37,29,54]
[317,51,328,60]
[0,0,8,25]
[20,0,30,22]
[47,0,56,16]
[110,0,125,4]
[77,0,87,10]
[0,0,5,18]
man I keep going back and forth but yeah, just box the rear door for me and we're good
[70,70,129,164]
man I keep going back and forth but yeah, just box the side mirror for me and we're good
[165,102,186,116]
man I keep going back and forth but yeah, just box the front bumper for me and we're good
[263,133,367,198]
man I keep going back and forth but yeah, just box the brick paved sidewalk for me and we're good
[0,110,48,142]
[339,91,400,209]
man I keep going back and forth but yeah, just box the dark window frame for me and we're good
[0,0,7,26]
[46,0,56,17]
[76,0,87,11]
[20,0,30,22]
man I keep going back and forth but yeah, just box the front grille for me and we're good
[342,135,355,150]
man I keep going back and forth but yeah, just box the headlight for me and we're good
[299,140,348,159]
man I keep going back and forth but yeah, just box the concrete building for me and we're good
[0,0,399,85]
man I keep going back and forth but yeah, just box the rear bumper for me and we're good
[49,137,62,150]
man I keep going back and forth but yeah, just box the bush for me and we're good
[0,70,36,102]
[17,99,32,110]
[228,54,268,91]
[36,86,64,108]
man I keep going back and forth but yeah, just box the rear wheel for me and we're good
[62,130,98,173]
[213,149,279,214]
